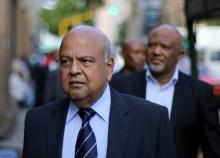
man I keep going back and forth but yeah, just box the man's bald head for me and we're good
[120,36,146,73]
[59,24,114,108]
[62,25,112,61]
[122,37,146,48]
[146,24,184,84]
[149,24,183,51]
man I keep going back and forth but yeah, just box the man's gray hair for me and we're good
[103,34,112,62]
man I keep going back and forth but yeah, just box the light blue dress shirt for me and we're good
[62,84,111,158]
[145,67,179,118]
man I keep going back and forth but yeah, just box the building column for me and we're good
[0,0,17,137]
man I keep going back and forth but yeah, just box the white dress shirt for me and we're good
[62,84,111,158]
[145,67,179,118]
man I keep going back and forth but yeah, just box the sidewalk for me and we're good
[0,108,27,151]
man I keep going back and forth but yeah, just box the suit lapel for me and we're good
[135,70,146,99]
[106,88,132,158]
[45,98,70,158]
[170,72,186,131]
[133,70,146,98]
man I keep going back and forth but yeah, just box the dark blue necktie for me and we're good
[75,108,97,158]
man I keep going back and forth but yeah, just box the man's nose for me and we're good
[70,61,81,75]
[153,46,162,55]
[137,51,146,60]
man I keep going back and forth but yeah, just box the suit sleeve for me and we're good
[156,107,177,158]
[200,87,220,157]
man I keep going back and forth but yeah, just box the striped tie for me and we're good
[75,108,97,158]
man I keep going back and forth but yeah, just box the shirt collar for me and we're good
[66,83,111,124]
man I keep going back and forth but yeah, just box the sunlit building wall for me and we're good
[161,0,186,26]
[95,0,131,44]
[16,0,39,56]
[126,0,146,37]
[0,0,39,137]
[0,0,15,137]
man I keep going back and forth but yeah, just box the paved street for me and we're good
[0,108,27,155]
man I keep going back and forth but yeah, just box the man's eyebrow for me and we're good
[60,54,71,58]
[81,56,94,59]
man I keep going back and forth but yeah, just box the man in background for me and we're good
[111,24,220,158]
[114,36,146,77]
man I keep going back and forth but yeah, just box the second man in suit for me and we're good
[111,24,220,158]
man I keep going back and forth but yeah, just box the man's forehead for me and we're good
[64,30,100,41]
[150,29,180,43]
[151,25,181,38]
[59,38,105,57]
[61,31,104,49]
[68,26,105,40]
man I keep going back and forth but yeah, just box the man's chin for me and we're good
[68,91,84,100]
[70,95,83,100]
[149,64,165,74]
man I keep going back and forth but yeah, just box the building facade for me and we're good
[0,0,15,137]
[0,0,38,137]
[161,0,186,26]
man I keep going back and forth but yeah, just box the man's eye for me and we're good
[81,59,93,66]
[60,59,71,66]
[82,59,92,64]
[162,45,170,49]
[148,43,155,48]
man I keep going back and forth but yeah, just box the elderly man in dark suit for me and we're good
[111,24,220,158]
[22,25,176,158]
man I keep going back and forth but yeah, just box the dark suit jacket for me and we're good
[111,70,220,158]
[22,88,176,158]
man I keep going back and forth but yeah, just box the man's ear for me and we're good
[121,49,126,59]
[106,58,114,81]
[178,49,185,60]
